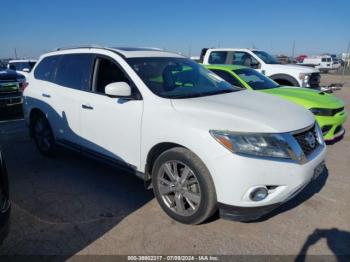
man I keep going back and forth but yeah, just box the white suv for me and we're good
[23,47,326,224]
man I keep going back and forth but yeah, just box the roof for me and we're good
[8,59,37,62]
[206,48,258,52]
[204,64,248,71]
[52,46,184,58]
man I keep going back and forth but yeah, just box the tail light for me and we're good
[20,82,29,92]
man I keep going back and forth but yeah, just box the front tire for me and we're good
[152,147,217,224]
[31,114,56,156]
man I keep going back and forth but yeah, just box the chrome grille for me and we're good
[293,125,319,156]
[309,73,320,87]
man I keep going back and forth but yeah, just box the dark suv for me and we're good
[0,61,25,112]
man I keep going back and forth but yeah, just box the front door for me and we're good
[80,56,143,169]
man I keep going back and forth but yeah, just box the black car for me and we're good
[0,149,10,244]
[0,61,25,112]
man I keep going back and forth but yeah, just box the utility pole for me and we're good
[342,39,350,84]
[14,48,18,59]
[292,40,295,58]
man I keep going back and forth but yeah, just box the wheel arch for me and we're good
[269,73,300,87]
[28,108,47,137]
[145,142,186,183]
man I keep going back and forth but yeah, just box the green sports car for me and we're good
[205,64,346,141]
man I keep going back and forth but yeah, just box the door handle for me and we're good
[42,93,51,98]
[82,104,94,110]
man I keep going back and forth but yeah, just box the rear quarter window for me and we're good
[54,54,94,91]
[34,55,60,82]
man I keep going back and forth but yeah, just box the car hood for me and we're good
[0,69,18,80]
[266,64,319,73]
[261,87,344,109]
[171,90,315,133]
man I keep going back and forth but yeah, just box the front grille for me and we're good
[293,125,320,156]
[309,73,320,87]
[332,107,344,116]
[0,96,22,107]
[0,81,19,94]
[0,79,17,83]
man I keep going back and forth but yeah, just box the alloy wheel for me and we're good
[34,118,53,152]
[157,161,201,216]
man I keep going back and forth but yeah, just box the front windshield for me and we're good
[253,51,279,64]
[127,57,239,99]
[235,68,279,90]
[9,61,36,71]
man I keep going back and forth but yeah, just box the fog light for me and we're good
[250,187,268,201]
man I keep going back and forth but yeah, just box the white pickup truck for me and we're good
[200,48,321,88]
[300,55,341,73]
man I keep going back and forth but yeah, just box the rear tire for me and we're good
[152,147,217,224]
[31,114,56,156]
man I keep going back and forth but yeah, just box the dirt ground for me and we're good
[0,74,349,259]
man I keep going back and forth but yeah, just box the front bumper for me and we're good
[206,142,326,219]
[316,111,347,141]
[218,202,281,221]
[0,95,23,108]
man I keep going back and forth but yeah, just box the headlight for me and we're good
[210,130,292,159]
[299,73,310,82]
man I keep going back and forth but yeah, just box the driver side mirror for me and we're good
[105,82,132,98]
[22,68,30,73]
[250,62,261,69]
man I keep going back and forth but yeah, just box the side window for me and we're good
[93,58,130,94]
[321,58,327,62]
[34,55,60,82]
[16,63,24,70]
[9,64,17,70]
[231,52,258,67]
[208,51,228,64]
[55,54,94,90]
[210,69,245,88]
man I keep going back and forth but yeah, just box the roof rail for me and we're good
[55,44,103,51]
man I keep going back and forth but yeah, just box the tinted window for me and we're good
[210,69,244,88]
[234,68,279,90]
[208,51,227,64]
[94,58,130,94]
[127,57,239,99]
[55,54,94,90]
[321,58,327,62]
[231,52,259,67]
[10,62,36,71]
[34,55,60,82]
[252,51,279,64]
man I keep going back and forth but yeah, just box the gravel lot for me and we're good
[0,74,349,258]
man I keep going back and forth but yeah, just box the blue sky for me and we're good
[1,0,349,58]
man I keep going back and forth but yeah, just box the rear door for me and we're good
[79,55,143,168]
[45,53,95,144]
